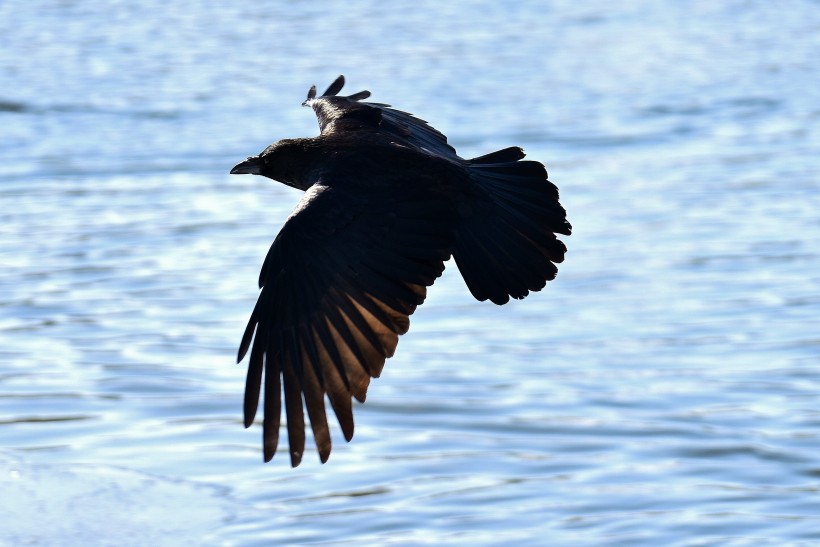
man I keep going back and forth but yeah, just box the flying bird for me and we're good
[230,75,571,466]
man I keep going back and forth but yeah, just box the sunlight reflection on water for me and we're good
[2,0,820,544]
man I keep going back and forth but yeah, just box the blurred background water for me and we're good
[2,0,820,544]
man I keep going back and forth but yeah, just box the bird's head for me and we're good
[230,139,307,189]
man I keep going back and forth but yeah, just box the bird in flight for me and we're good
[230,76,571,466]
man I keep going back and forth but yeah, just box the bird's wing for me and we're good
[238,181,453,466]
[303,75,460,160]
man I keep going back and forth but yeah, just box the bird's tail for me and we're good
[453,147,571,305]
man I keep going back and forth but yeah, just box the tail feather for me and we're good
[453,149,571,305]
[453,225,513,303]
[468,146,526,164]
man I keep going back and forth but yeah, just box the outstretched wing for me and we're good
[303,75,460,160]
[238,181,453,466]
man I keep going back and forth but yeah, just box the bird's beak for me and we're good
[230,157,262,175]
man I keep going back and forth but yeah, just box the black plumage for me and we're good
[230,76,572,466]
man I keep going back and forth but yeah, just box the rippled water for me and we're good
[3,0,820,544]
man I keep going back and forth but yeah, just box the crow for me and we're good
[230,75,571,467]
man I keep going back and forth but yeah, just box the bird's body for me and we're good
[230,76,571,466]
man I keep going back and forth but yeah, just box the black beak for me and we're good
[230,157,262,175]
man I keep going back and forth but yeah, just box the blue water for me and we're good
[2,0,820,544]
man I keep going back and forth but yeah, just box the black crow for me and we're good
[230,76,571,466]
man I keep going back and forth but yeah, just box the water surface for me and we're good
[2,1,820,544]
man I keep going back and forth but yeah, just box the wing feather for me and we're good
[303,76,460,160]
[239,182,453,465]
[262,331,282,462]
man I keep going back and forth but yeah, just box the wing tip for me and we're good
[323,75,346,97]
[303,75,373,107]
[318,444,331,464]
[342,425,354,442]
